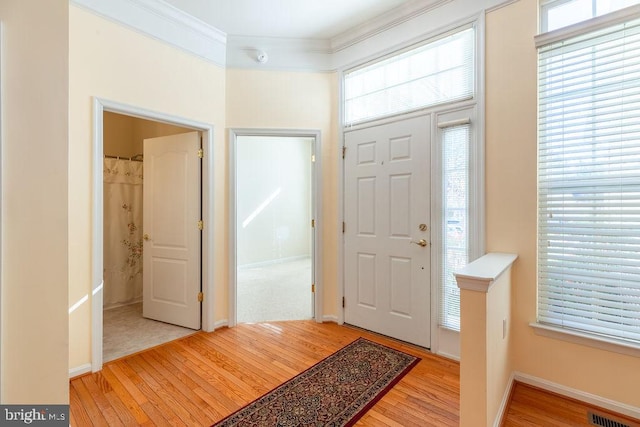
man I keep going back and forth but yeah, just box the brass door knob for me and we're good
[410,239,428,247]
[143,234,150,241]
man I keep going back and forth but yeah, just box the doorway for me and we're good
[102,112,200,362]
[343,115,431,348]
[91,98,216,372]
[229,129,323,326]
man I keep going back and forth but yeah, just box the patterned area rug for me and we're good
[212,337,420,427]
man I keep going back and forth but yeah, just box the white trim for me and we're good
[69,0,519,73]
[454,253,518,292]
[225,36,333,72]
[493,372,516,427]
[213,319,229,330]
[91,98,216,372]
[536,4,640,47]
[238,255,311,270]
[437,117,471,129]
[513,371,640,421]
[339,14,485,358]
[435,328,461,361]
[70,0,227,67]
[322,315,339,323]
[330,0,451,52]
[530,322,640,358]
[228,128,324,327]
[69,363,92,379]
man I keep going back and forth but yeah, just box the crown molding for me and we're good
[72,0,519,72]
[330,0,452,52]
[226,35,333,72]
[70,0,227,67]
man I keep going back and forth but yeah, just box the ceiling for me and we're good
[163,0,413,40]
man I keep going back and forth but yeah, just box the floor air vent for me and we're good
[588,411,630,427]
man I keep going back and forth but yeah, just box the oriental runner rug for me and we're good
[212,337,420,427]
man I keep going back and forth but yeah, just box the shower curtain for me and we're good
[103,158,143,308]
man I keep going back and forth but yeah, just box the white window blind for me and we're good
[344,27,475,125]
[440,124,470,331]
[538,14,640,344]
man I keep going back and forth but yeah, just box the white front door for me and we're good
[344,116,431,347]
[143,131,201,330]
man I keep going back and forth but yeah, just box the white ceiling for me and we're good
[163,0,412,39]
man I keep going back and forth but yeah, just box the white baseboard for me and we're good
[513,371,640,421]
[322,315,338,323]
[493,372,516,427]
[238,255,311,270]
[213,319,229,329]
[69,363,92,379]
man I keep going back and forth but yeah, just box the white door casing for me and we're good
[344,116,431,347]
[143,131,201,330]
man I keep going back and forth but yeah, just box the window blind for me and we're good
[344,27,475,125]
[440,124,470,331]
[538,15,640,344]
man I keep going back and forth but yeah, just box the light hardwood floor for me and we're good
[70,321,459,426]
[70,321,639,426]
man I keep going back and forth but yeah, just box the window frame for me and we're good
[534,3,640,353]
[342,23,477,127]
[338,16,486,358]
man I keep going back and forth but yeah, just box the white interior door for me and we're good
[344,116,431,347]
[143,131,201,330]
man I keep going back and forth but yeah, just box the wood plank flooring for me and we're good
[70,321,459,426]
[503,382,640,427]
[71,321,639,426]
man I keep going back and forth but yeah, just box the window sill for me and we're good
[530,322,640,358]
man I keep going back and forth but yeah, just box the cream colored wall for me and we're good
[486,0,640,407]
[459,289,487,426]
[226,69,339,318]
[69,5,226,370]
[486,272,513,424]
[0,0,69,403]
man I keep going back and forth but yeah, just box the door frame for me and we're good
[91,97,216,372]
[228,128,323,326]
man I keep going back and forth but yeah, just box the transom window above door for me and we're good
[541,0,640,32]
[343,26,475,125]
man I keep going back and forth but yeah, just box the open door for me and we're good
[143,131,201,330]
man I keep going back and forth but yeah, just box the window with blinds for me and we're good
[537,11,640,344]
[343,26,475,125]
[541,0,640,32]
[440,124,470,331]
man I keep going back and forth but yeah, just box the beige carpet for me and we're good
[237,257,313,323]
[103,302,197,362]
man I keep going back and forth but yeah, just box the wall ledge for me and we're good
[455,252,518,292]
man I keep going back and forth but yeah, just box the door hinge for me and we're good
[197,220,204,230]
[198,292,203,302]
[311,219,315,228]
[312,283,315,293]
[311,154,316,163]
[198,148,204,159]
[342,222,345,233]
[342,146,346,159]
[342,297,345,308]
